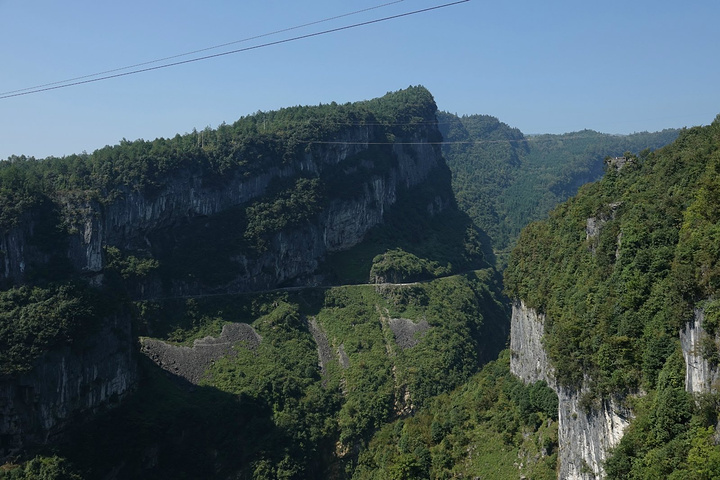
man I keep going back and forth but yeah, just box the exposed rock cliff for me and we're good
[0,88,455,462]
[0,313,137,459]
[681,307,720,394]
[1,131,446,298]
[512,301,720,480]
[510,300,631,480]
[510,301,551,385]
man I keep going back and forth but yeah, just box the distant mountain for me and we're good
[439,111,680,265]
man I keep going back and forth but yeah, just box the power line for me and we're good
[304,140,519,145]
[0,0,469,100]
[299,137,611,146]
[0,0,407,97]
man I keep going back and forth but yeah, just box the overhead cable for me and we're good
[0,0,469,100]
[0,0,407,97]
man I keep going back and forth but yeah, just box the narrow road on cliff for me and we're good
[135,269,485,303]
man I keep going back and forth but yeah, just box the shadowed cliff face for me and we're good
[0,313,137,460]
[0,125,448,299]
[0,88,463,465]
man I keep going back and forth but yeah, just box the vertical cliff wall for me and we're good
[0,88,459,462]
[681,307,720,394]
[0,313,137,459]
[0,131,447,297]
[510,300,631,480]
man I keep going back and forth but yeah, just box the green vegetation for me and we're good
[369,248,451,283]
[505,115,720,475]
[244,177,325,252]
[603,351,719,479]
[439,112,679,264]
[0,87,438,219]
[353,351,558,480]
[37,271,509,478]
[505,118,720,392]
[0,455,82,480]
[104,246,159,280]
[0,283,104,375]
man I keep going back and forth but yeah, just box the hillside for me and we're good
[505,115,720,478]
[1,83,713,479]
[0,87,522,479]
[439,112,680,264]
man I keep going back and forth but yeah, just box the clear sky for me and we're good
[1,0,719,160]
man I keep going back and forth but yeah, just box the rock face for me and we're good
[0,129,447,297]
[510,300,631,480]
[388,318,430,350]
[0,314,137,459]
[510,301,551,384]
[0,107,451,460]
[554,389,632,480]
[681,307,720,394]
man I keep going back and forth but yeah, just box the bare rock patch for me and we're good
[337,344,350,369]
[389,318,430,349]
[308,318,333,377]
[140,323,261,384]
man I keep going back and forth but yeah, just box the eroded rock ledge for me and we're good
[140,323,261,384]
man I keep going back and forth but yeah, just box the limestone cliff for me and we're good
[513,299,720,479]
[510,300,631,480]
[0,313,137,459]
[681,307,720,394]
[0,129,446,297]
[0,87,454,461]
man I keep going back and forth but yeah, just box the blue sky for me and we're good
[1,0,719,160]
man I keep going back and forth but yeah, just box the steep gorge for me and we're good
[0,85,704,478]
[506,116,720,478]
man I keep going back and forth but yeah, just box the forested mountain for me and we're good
[1,83,715,479]
[439,112,679,263]
[506,115,720,478]
[0,87,538,479]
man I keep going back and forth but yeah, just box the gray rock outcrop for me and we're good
[389,318,430,350]
[141,323,261,384]
[681,307,720,394]
[510,300,631,480]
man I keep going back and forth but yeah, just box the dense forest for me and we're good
[0,86,711,479]
[506,115,720,478]
[0,86,440,226]
[439,112,679,264]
